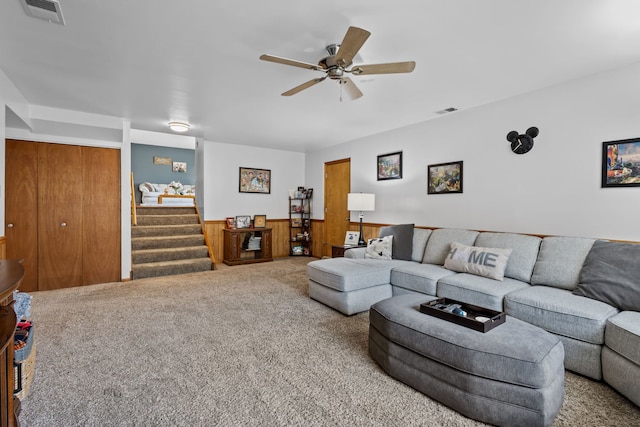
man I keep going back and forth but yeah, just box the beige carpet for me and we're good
[19,258,640,426]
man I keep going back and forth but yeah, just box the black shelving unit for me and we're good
[289,193,312,256]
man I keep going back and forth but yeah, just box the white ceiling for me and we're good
[2,0,640,152]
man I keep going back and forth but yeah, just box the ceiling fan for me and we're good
[259,26,416,101]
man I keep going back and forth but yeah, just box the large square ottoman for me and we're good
[369,294,565,427]
[307,258,395,315]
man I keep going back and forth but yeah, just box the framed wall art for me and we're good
[235,215,251,229]
[225,217,236,229]
[427,161,463,194]
[602,138,640,188]
[172,161,187,173]
[153,156,171,165]
[377,151,403,180]
[253,215,267,228]
[239,167,271,194]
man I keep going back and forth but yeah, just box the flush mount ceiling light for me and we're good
[168,121,190,133]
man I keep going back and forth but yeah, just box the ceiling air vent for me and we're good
[20,0,66,25]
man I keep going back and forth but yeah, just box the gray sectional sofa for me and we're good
[306,226,640,408]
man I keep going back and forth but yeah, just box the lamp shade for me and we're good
[347,193,375,211]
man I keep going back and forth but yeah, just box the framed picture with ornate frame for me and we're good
[253,215,267,228]
[602,138,640,188]
[239,167,271,194]
[427,161,463,194]
[377,151,403,180]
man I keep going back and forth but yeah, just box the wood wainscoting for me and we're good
[204,219,382,263]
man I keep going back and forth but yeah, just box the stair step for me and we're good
[132,246,210,264]
[132,258,213,280]
[136,214,200,226]
[136,206,196,216]
[132,234,206,250]
[132,224,203,237]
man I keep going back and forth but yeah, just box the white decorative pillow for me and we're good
[365,235,393,260]
[139,182,155,193]
[444,242,512,281]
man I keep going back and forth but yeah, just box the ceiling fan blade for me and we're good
[259,54,325,71]
[339,77,363,101]
[351,61,416,75]
[282,77,327,96]
[334,26,371,67]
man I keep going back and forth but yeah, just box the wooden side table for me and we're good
[331,245,366,258]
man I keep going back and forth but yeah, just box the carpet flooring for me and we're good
[20,258,640,426]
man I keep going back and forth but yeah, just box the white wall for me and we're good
[202,141,305,221]
[306,61,640,241]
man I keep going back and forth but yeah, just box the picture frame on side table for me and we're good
[377,151,403,180]
[344,231,360,246]
[236,215,251,229]
[225,217,236,229]
[427,161,463,194]
[253,215,267,228]
[239,167,271,194]
[602,138,640,188]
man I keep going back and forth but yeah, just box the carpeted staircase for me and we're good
[132,206,214,279]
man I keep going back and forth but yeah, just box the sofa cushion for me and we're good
[365,236,393,260]
[306,258,398,292]
[390,263,456,295]
[422,228,479,265]
[531,236,596,290]
[605,311,640,366]
[380,224,414,261]
[139,182,155,193]
[505,286,618,345]
[436,273,530,312]
[411,228,432,262]
[475,232,541,283]
[574,240,640,311]
[444,242,512,281]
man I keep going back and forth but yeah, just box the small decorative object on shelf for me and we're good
[289,187,313,256]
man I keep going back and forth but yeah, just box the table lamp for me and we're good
[347,193,375,246]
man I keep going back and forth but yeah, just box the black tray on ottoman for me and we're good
[420,297,505,333]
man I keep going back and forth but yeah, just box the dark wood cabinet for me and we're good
[223,228,273,266]
[0,260,25,427]
[331,245,366,258]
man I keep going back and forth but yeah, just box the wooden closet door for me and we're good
[4,140,39,291]
[37,143,83,290]
[82,146,121,284]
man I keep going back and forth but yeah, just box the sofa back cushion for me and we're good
[531,236,596,290]
[379,224,414,261]
[475,232,541,283]
[422,228,479,265]
[412,228,432,262]
[574,240,640,311]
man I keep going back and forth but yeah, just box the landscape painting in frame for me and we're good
[427,161,463,194]
[239,167,271,194]
[602,138,640,188]
[377,151,402,180]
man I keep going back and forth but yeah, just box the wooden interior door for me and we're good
[38,143,83,290]
[82,146,121,285]
[323,158,351,257]
[5,140,39,291]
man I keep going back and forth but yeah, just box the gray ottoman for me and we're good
[307,258,394,315]
[369,294,565,427]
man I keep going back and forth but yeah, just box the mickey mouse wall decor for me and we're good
[506,127,539,154]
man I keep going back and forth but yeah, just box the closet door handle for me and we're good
[7,223,13,228]
[60,222,67,227]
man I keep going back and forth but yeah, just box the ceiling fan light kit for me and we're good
[260,26,416,101]
[168,121,190,133]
